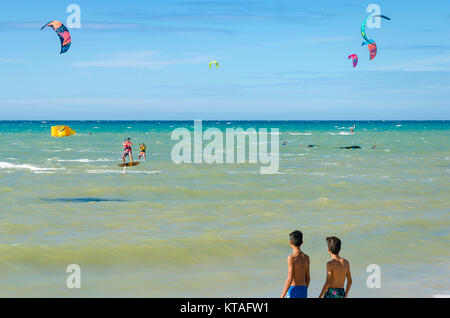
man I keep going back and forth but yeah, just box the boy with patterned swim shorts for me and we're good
[319,236,352,298]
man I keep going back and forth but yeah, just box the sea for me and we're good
[0,120,448,297]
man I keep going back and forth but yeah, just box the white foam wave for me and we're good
[0,161,64,172]
[54,158,115,163]
[86,169,162,175]
[289,132,312,135]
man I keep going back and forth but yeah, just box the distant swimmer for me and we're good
[122,137,133,164]
[350,124,355,134]
[371,145,376,149]
[282,141,288,146]
[300,144,319,148]
[339,146,361,149]
[139,143,147,160]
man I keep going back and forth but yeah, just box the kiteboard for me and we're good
[118,162,140,167]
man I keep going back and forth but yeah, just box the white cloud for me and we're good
[305,36,353,43]
[0,57,28,64]
[379,54,450,72]
[72,51,208,69]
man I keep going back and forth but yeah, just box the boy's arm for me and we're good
[345,263,352,298]
[305,256,311,288]
[280,256,294,298]
[318,263,332,298]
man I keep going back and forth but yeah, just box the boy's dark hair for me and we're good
[289,230,303,247]
[326,236,341,254]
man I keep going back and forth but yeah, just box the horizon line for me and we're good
[1,119,449,122]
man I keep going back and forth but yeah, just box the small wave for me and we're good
[86,169,162,175]
[41,197,127,203]
[289,132,312,136]
[0,161,64,172]
[54,158,115,163]
[44,149,63,153]
[233,130,257,134]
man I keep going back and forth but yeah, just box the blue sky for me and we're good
[0,0,449,120]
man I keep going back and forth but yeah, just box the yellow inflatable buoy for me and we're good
[51,125,76,137]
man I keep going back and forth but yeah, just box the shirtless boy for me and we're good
[280,230,310,298]
[319,236,352,298]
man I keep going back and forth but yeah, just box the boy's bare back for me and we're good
[288,252,310,286]
[326,257,350,289]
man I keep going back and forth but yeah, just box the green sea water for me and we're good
[0,120,448,297]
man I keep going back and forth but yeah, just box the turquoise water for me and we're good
[0,120,449,297]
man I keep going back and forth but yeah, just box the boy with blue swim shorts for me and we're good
[280,230,310,298]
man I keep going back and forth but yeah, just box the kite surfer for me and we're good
[122,138,133,164]
[139,143,147,160]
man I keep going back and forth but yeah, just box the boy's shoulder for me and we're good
[343,258,350,267]
[287,252,309,261]
[286,254,295,263]
[327,257,350,267]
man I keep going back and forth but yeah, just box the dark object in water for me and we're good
[41,197,127,203]
[307,145,319,148]
[339,146,361,149]
[118,161,140,167]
